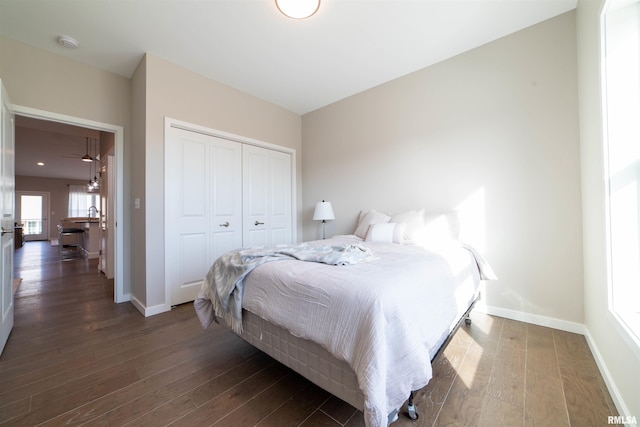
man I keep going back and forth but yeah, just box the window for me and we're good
[20,194,43,236]
[68,185,99,218]
[602,0,640,347]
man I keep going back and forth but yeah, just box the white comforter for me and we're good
[239,235,482,427]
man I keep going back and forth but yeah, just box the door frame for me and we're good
[16,190,50,241]
[14,105,126,303]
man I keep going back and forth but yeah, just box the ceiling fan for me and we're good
[58,137,94,161]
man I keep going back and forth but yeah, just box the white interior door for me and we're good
[99,155,115,278]
[243,145,292,247]
[0,80,15,356]
[165,127,242,306]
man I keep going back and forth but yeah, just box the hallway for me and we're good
[14,240,113,301]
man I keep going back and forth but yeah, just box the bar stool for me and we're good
[57,224,84,259]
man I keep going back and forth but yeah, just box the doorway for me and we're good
[17,191,50,242]
[13,105,126,303]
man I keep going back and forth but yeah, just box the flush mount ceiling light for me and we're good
[57,35,79,49]
[276,0,320,19]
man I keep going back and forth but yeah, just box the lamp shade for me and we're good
[313,201,335,221]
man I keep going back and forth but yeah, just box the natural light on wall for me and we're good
[602,0,640,346]
[456,187,486,253]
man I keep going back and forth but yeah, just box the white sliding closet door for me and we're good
[165,127,242,306]
[243,145,292,247]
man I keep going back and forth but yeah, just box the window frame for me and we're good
[600,0,640,356]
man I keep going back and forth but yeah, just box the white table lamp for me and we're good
[313,200,335,239]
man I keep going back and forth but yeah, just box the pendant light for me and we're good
[93,138,100,191]
[87,151,93,191]
[87,138,100,192]
[91,138,99,191]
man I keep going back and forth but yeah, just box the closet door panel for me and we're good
[182,141,207,216]
[166,132,211,305]
[243,146,268,247]
[243,145,292,247]
[179,232,207,293]
[166,128,242,306]
[267,151,292,245]
[210,138,243,256]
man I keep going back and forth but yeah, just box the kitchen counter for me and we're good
[61,218,100,258]
[62,217,99,224]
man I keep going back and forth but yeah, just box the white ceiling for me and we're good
[1,0,577,179]
[14,116,102,181]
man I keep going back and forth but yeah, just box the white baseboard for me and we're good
[129,296,145,316]
[477,304,585,334]
[130,295,170,317]
[477,304,634,424]
[583,329,634,425]
[82,249,99,259]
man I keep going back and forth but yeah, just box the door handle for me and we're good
[219,222,230,227]
[1,228,13,236]
[254,221,264,226]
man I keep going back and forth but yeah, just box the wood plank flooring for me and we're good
[1,241,619,426]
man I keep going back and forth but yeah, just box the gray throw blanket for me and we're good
[194,243,373,334]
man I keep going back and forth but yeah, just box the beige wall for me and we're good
[577,0,639,418]
[0,38,130,128]
[0,36,133,297]
[303,12,584,324]
[134,54,302,310]
[130,55,147,305]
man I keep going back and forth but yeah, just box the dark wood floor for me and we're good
[0,241,618,426]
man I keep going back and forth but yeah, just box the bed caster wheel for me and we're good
[406,404,419,420]
[465,316,472,326]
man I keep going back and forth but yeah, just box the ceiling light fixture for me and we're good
[87,138,100,192]
[275,0,320,19]
[82,137,93,162]
[57,35,79,49]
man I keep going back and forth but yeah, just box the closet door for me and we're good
[242,145,292,247]
[209,138,243,258]
[165,127,242,306]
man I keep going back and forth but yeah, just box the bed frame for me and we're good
[220,291,481,424]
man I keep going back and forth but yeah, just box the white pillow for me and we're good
[365,223,406,243]
[354,210,390,238]
[390,208,425,241]
[414,212,460,248]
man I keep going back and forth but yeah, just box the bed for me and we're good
[194,209,495,427]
